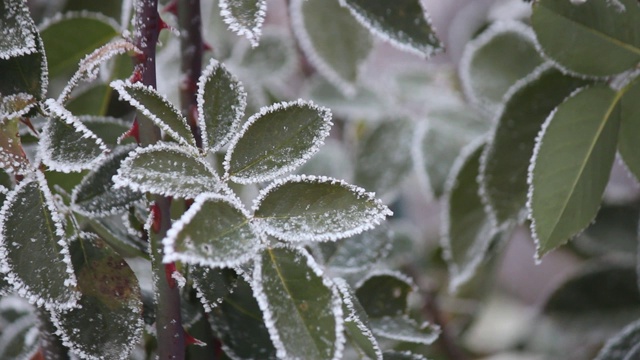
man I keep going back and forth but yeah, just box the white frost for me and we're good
[219,0,267,47]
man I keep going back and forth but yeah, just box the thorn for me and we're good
[158,17,178,36]
[202,41,213,52]
[184,329,207,347]
[118,118,140,144]
[164,262,177,289]
[162,0,178,15]
[134,52,147,65]
[20,117,38,135]
[129,67,143,83]
[151,202,162,233]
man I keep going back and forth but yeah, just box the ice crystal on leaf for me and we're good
[0,0,38,59]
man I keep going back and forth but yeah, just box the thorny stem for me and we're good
[133,0,185,359]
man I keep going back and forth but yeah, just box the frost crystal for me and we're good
[0,93,36,122]
[219,0,267,47]
[0,0,38,59]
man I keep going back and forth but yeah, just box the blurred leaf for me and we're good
[40,12,119,77]
[191,267,238,312]
[290,0,373,95]
[225,100,332,184]
[355,272,413,318]
[253,175,392,242]
[71,145,143,217]
[235,30,296,81]
[370,315,440,345]
[321,226,391,274]
[354,119,414,199]
[66,84,113,116]
[595,319,640,360]
[297,138,352,181]
[528,85,621,258]
[198,59,246,152]
[113,143,222,198]
[0,173,79,310]
[50,236,143,359]
[306,77,383,120]
[0,314,39,360]
[573,205,639,259]
[532,0,640,77]
[618,78,640,181]
[87,214,148,259]
[254,246,344,360]
[211,275,277,360]
[218,0,266,47]
[163,193,261,268]
[340,0,443,57]
[383,351,427,360]
[480,66,589,226]
[460,21,543,112]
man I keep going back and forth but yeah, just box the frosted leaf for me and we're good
[58,40,139,104]
[595,319,640,360]
[197,59,247,152]
[321,226,391,274]
[0,314,39,360]
[87,214,148,259]
[253,246,345,360]
[231,28,297,82]
[219,0,267,47]
[113,143,223,198]
[334,278,382,360]
[297,138,353,181]
[0,30,48,101]
[50,235,143,360]
[305,76,384,120]
[79,116,134,146]
[39,11,120,78]
[370,316,440,345]
[224,100,332,184]
[459,21,543,114]
[71,144,144,217]
[190,266,238,312]
[39,99,108,173]
[355,270,415,318]
[382,351,428,360]
[162,193,262,268]
[0,172,79,310]
[0,118,32,175]
[0,0,38,59]
[290,0,373,96]
[0,93,36,122]
[110,80,196,147]
[252,175,392,243]
[354,119,414,201]
[339,0,443,58]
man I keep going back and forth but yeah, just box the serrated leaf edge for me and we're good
[219,0,267,47]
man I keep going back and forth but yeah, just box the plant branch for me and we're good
[133,1,185,359]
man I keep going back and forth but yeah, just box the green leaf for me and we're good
[0,93,36,121]
[40,99,108,173]
[253,175,392,242]
[0,173,79,310]
[0,118,31,175]
[113,143,222,198]
[198,59,247,152]
[321,226,391,274]
[71,145,143,217]
[459,21,543,112]
[528,85,622,258]
[0,38,47,100]
[86,214,148,259]
[595,319,640,360]
[335,278,382,360]
[110,80,196,147]
[480,66,589,226]
[210,274,277,360]
[218,0,267,47]
[254,246,344,360]
[355,271,413,318]
[618,78,640,181]
[224,100,332,184]
[354,119,414,199]
[40,12,119,77]
[443,139,498,292]
[236,30,297,81]
[340,0,443,57]
[50,235,143,360]
[370,315,440,345]
[532,0,640,77]
[0,0,38,59]
[290,0,373,95]
[191,266,238,312]
[382,351,427,360]
[80,116,133,146]
[0,314,39,360]
[163,193,261,268]
[573,205,639,259]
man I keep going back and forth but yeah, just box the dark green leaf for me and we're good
[354,119,414,199]
[219,0,266,47]
[0,40,47,100]
[0,0,38,59]
[595,319,640,360]
[71,145,143,217]
[290,0,373,95]
[528,85,622,258]
[480,66,589,226]
[573,205,639,259]
[50,235,143,359]
[40,99,108,173]
[370,316,439,345]
[0,93,36,121]
[113,143,222,198]
[0,173,79,309]
[210,275,277,360]
[253,175,392,242]
[163,193,261,268]
[191,267,238,312]
[255,246,344,360]
[618,78,640,181]
[321,226,391,273]
[225,100,332,184]
[532,0,640,77]
[355,272,413,318]
[110,80,196,147]
[198,59,246,152]
[40,12,119,77]
[87,214,148,259]
[341,0,443,57]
